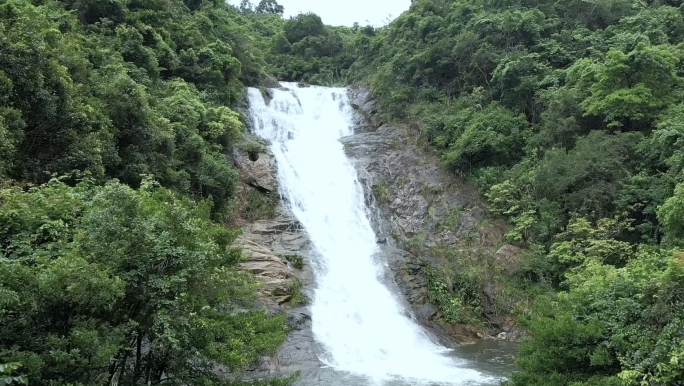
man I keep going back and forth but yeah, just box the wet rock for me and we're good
[341,122,507,343]
[497,329,527,342]
[238,238,293,302]
[248,151,260,162]
[342,126,484,243]
[444,324,481,343]
[287,310,312,331]
[502,316,516,332]
[482,280,523,337]
[234,137,327,380]
[234,139,278,194]
[482,281,500,324]
[348,85,381,133]
[237,208,314,303]
[257,74,281,89]
[416,303,438,321]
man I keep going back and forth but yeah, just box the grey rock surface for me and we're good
[232,140,324,379]
[347,85,382,133]
[341,126,487,246]
[341,125,515,341]
[495,244,525,277]
[234,146,279,194]
[257,74,282,89]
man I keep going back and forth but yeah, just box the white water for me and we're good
[247,83,490,385]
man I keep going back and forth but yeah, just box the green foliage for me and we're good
[535,131,639,217]
[442,102,529,171]
[244,190,278,220]
[240,142,266,159]
[285,254,304,270]
[0,179,287,385]
[572,41,681,129]
[230,374,298,386]
[0,363,27,386]
[659,182,684,244]
[407,234,425,253]
[255,0,284,16]
[343,0,684,383]
[0,0,260,216]
[284,13,326,44]
[509,243,684,386]
[425,267,472,325]
[373,181,390,204]
[250,10,372,85]
[287,280,306,306]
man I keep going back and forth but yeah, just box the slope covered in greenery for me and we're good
[0,0,293,384]
[340,0,684,385]
[1,178,289,385]
[0,0,263,212]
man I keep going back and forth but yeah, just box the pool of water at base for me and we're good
[294,340,519,386]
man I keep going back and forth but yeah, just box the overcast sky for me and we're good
[231,0,412,27]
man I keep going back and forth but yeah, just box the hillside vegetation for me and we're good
[342,1,684,385]
[0,0,289,384]
[2,0,684,385]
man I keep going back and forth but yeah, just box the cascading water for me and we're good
[247,83,491,385]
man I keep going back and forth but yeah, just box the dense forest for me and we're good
[2,0,684,385]
[0,0,291,384]
[348,1,684,385]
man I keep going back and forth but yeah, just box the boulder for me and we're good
[234,141,278,194]
[257,74,281,89]
[495,244,525,277]
[348,85,381,132]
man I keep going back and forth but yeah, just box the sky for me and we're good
[232,0,412,27]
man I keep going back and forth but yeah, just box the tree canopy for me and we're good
[0,179,287,385]
[0,0,290,384]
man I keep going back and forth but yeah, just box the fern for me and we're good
[0,287,19,309]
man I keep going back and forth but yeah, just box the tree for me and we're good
[71,0,126,24]
[492,53,553,119]
[534,131,638,217]
[284,13,326,44]
[658,182,684,244]
[574,40,682,129]
[509,244,684,386]
[0,180,287,385]
[255,0,284,16]
[239,0,254,14]
[443,102,529,171]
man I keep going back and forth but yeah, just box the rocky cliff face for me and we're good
[345,86,524,342]
[231,136,322,378]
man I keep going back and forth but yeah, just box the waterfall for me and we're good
[246,83,490,385]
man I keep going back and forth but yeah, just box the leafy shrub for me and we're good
[0,179,287,385]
